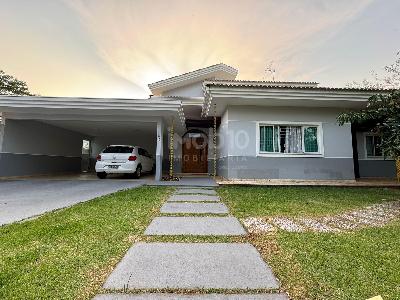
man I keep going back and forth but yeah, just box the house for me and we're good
[0,64,396,180]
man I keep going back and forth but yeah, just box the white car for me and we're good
[95,145,155,179]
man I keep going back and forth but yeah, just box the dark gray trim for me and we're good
[0,153,81,177]
[217,156,355,180]
[358,160,396,178]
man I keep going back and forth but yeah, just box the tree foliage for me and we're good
[337,91,400,159]
[347,51,400,89]
[0,70,33,96]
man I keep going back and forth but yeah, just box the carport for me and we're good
[0,96,185,181]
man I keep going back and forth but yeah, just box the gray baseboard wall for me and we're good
[358,160,396,178]
[217,156,355,180]
[0,153,82,177]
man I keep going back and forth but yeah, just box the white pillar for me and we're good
[155,120,164,181]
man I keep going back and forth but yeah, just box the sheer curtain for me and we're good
[285,126,302,153]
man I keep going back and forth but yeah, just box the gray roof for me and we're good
[204,79,392,92]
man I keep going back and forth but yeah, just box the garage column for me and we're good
[155,120,164,181]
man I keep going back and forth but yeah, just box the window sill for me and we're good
[258,153,323,158]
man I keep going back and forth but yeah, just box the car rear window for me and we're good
[103,146,134,153]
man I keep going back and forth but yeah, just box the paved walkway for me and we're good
[97,188,287,299]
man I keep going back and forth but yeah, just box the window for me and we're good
[365,135,382,157]
[259,124,320,154]
[103,146,133,154]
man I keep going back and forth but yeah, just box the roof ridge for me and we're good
[148,63,237,87]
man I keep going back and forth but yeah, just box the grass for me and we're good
[2,184,399,299]
[0,186,171,300]
[271,221,400,300]
[218,186,400,300]
[219,186,400,217]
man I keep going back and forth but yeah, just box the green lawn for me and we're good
[219,186,400,300]
[219,186,400,217]
[0,186,170,300]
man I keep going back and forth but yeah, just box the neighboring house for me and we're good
[0,64,396,180]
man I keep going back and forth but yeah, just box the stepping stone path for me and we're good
[145,216,246,236]
[103,243,279,290]
[160,202,229,214]
[95,293,289,299]
[243,200,400,234]
[168,194,220,202]
[175,188,217,195]
[97,186,287,299]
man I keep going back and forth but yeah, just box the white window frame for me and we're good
[256,121,324,157]
[363,133,387,160]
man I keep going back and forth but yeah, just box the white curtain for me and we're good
[285,126,302,153]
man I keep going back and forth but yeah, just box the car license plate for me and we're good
[108,165,119,169]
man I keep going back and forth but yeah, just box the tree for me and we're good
[347,51,400,89]
[339,52,400,181]
[338,91,400,181]
[0,70,33,96]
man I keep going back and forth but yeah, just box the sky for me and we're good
[0,0,399,98]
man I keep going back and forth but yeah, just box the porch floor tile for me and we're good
[102,243,279,290]
[144,216,246,236]
[167,194,220,202]
[175,188,217,195]
[160,202,229,214]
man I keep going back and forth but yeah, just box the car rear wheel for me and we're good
[134,165,142,179]
[97,172,107,179]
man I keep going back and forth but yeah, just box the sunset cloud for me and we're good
[64,0,373,95]
[0,0,398,98]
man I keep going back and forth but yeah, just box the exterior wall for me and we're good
[217,106,355,180]
[91,132,157,159]
[356,131,396,178]
[0,119,84,177]
[163,82,205,98]
[221,157,354,179]
[0,121,4,152]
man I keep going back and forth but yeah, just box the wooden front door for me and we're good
[182,136,208,173]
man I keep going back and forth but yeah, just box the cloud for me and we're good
[64,0,373,94]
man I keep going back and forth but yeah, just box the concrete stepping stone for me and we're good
[175,189,217,195]
[145,216,246,236]
[178,186,214,189]
[94,293,289,299]
[168,195,220,202]
[161,202,229,214]
[103,243,280,290]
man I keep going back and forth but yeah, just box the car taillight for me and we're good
[96,155,101,161]
[128,155,137,161]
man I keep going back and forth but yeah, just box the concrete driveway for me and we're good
[0,179,143,226]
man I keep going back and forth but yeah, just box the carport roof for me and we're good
[0,96,185,129]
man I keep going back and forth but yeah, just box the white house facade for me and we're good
[0,64,396,180]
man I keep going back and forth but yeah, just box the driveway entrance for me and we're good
[0,179,143,226]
